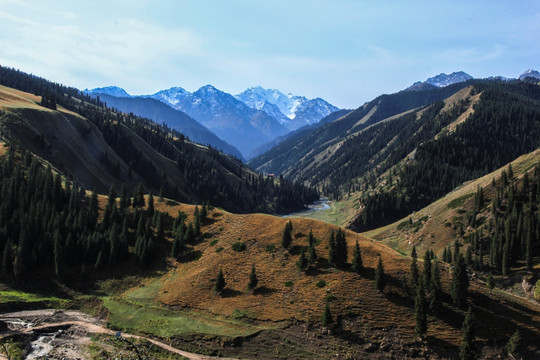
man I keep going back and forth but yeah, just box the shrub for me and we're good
[316,279,326,288]
[232,242,246,252]
[209,239,218,247]
[215,247,224,253]
[284,281,293,287]
[265,244,275,252]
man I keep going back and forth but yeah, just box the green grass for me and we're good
[104,297,258,338]
[101,277,260,339]
[0,290,67,305]
[447,192,474,209]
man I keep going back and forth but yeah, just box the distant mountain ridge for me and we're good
[405,69,540,91]
[86,85,339,158]
[92,93,244,159]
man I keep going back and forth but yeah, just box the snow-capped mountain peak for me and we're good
[519,69,540,81]
[425,71,473,87]
[235,87,338,130]
[84,86,131,98]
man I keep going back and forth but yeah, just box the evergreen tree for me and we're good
[282,222,293,249]
[409,246,420,295]
[147,193,154,217]
[321,301,333,326]
[411,245,417,260]
[247,265,258,291]
[214,268,226,294]
[375,256,386,292]
[53,230,63,277]
[506,330,521,359]
[487,272,494,293]
[193,206,201,238]
[184,222,195,244]
[307,243,317,266]
[351,240,363,274]
[328,230,337,266]
[415,282,427,339]
[334,228,348,267]
[459,306,475,360]
[297,247,307,271]
[452,254,469,309]
[423,250,432,291]
[430,261,442,315]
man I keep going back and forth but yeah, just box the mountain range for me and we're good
[2,65,540,359]
[86,85,340,158]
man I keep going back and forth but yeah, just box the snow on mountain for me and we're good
[84,86,131,98]
[425,71,473,87]
[235,86,339,130]
[518,69,540,81]
[150,86,189,106]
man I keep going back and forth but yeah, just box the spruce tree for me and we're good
[430,260,442,315]
[506,330,521,359]
[147,193,154,217]
[247,265,258,291]
[452,254,469,309]
[335,228,348,267]
[328,230,337,266]
[415,282,427,339]
[423,250,432,291]
[459,306,475,360]
[351,240,363,274]
[282,222,293,249]
[297,247,307,271]
[321,301,333,326]
[214,268,226,294]
[375,256,386,292]
[193,206,201,238]
[409,247,419,296]
[487,272,494,293]
[307,243,317,266]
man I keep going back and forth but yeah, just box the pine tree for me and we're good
[423,250,432,291]
[247,265,258,291]
[335,228,348,267]
[409,246,419,296]
[328,230,337,266]
[53,230,63,277]
[307,243,317,266]
[411,245,417,260]
[214,268,226,294]
[430,261,442,315]
[452,254,469,309]
[147,193,154,217]
[321,301,333,326]
[487,272,494,293]
[281,222,293,249]
[297,247,307,271]
[351,240,363,274]
[506,330,521,358]
[459,306,475,360]
[375,256,386,292]
[193,206,201,238]
[415,282,427,339]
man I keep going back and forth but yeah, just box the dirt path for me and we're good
[0,310,237,360]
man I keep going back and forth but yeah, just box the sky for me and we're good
[0,0,539,109]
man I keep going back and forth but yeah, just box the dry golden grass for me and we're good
[129,198,540,349]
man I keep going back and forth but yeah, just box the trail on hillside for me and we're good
[0,309,237,360]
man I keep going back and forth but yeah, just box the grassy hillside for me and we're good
[97,200,539,359]
[0,68,317,215]
[366,148,540,257]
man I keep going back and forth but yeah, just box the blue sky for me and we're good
[0,0,539,108]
